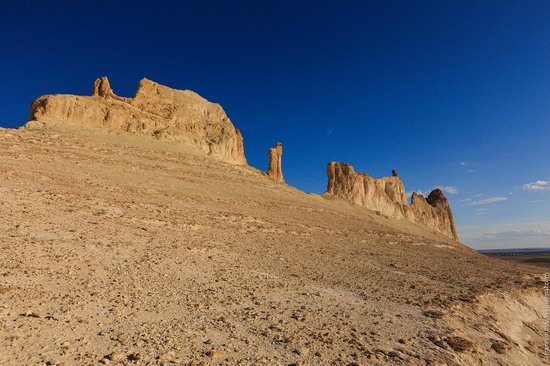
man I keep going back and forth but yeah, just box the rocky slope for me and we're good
[0,126,544,366]
[326,162,458,240]
[26,77,247,165]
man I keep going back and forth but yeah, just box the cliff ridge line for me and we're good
[326,161,458,240]
[26,77,247,165]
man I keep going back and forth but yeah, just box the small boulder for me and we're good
[445,336,474,352]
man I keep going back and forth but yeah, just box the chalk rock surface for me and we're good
[326,162,458,240]
[26,77,247,165]
[326,162,408,219]
[267,142,284,183]
[411,189,458,241]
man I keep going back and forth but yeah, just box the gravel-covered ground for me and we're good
[0,126,545,365]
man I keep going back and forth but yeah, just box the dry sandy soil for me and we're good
[0,125,546,365]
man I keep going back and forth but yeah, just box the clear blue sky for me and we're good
[1,1,549,249]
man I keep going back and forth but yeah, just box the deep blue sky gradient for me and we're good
[1,1,549,248]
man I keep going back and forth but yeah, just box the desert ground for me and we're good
[0,125,546,365]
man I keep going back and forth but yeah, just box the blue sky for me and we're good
[1,1,549,249]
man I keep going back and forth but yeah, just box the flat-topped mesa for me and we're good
[326,162,458,240]
[27,77,247,165]
[267,142,284,183]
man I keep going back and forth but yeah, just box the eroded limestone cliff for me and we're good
[411,190,458,241]
[326,162,458,240]
[26,77,247,165]
[326,162,409,219]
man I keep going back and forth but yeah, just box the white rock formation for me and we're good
[27,77,247,165]
[326,162,458,240]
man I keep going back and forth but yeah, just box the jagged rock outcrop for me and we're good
[267,142,284,183]
[326,162,409,219]
[325,162,458,240]
[92,76,115,98]
[410,189,458,241]
[26,77,247,165]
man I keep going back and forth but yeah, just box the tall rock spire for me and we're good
[267,142,284,183]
